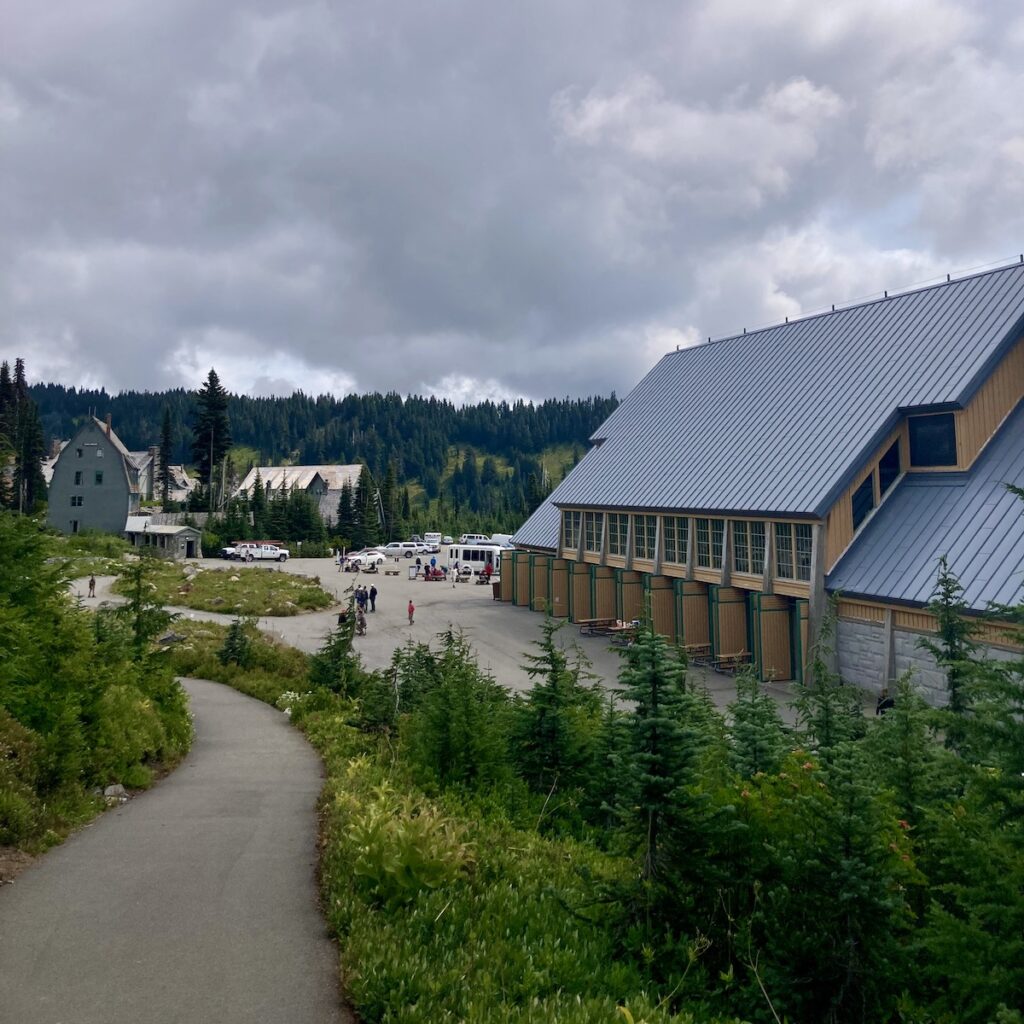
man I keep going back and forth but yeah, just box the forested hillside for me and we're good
[29,384,617,490]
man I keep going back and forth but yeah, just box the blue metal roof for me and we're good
[827,401,1024,611]
[549,262,1024,517]
[512,496,563,551]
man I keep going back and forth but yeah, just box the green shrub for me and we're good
[0,783,39,845]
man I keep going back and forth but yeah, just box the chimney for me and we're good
[105,413,112,438]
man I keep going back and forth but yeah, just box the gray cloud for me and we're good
[3,0,1024,403]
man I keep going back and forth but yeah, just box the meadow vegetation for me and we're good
[185,590,1024,1024]
[111,561,335,617]
[0,514,192,857]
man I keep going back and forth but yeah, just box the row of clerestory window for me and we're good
[563,511,813,581]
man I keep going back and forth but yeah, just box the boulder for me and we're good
[104,784,129,805]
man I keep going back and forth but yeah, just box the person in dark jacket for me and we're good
[369,585,377,612]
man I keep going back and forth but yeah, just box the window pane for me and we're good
[879,440,901,494]
[711,519,724,569]
[696,518,711,567]
[633,514,656,559]
[563,511,581,549]
[733,522,749,573]
[584,511,603,553]
[608,513,628,556]
[750,522,766,574]
[795,524,813,581]
[775,523,794,579]
[852,475,874,530]
[908,413,957,467]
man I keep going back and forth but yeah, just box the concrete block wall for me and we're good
[838,618,1019,706]
[836,618,885,689]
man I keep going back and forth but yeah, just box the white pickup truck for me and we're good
[236,542,290,562]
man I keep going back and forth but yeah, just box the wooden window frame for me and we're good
[734,521,750,573]
[608,513,628,556]
[633,514,656,560]
[562,510,581,550]
[583,511,604,553]
[662,515,688,564]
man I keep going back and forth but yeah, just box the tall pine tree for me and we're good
[158,406,174,510]
[190,368,232,512]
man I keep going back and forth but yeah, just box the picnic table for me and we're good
[577,617,618,636]
[682,641,712,665]
[606,622,639,647]
[712,650,752,674]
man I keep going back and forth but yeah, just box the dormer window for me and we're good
[909,413,957,467]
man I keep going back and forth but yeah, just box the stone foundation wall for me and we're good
[837,617,1019,706]
[836,618,885,688]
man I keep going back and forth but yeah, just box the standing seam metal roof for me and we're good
[826,400,1024,611]
[549,263,1024,518]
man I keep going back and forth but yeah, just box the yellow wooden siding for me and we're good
[549,560,569,618]
[594,567,617,620]
[773,578,811,598]
[515,558,531,607]
[692,566,721,585]
[531,555,550,612]
[571,563,592,621]
[955,334,1024,468]
[650,577,676,641]
[757,595,794,681]
[680,582,710,644]
[836,599,886,623]
[499,567,513,602]
[714,587,749,655]
[620,571,645,622]
[824,423,904,572]
[731,570,764,592]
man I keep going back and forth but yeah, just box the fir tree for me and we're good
[159,406,174,510]
[190,368,232,512]
[249,469,267,536]
[727,669,789,777]
[515,616,600,794]
[335,479,356,547]
[920,556,978,751]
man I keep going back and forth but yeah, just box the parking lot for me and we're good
[194,555,799,717]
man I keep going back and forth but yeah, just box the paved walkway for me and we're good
[0,679,350,1024]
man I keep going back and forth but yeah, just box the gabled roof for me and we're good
[237,465,362,494]
[90,416,134,461]
[827,401,1024,612]
[512,496,562,551]
[550,262,1024,518]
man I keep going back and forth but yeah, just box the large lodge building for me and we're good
[504,262,1024,702]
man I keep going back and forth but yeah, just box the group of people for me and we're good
[354,584,377,613]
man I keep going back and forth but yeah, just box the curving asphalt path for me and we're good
[0,678,351,1024]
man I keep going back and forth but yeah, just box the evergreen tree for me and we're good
[249,469,267,536]
[514,616,601,795]
[113,557,175,662]
[335,479,356,547]
[727,669,789,777]
[920,556,978,751]
[190,368,232,512]
[380,460,399,540]
[159,406,174,510]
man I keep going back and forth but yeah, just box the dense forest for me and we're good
[29,382,617,488]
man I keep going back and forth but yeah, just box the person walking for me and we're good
[356,608,367,636]
[369,585,377,612]
[87,574,96,598]
[407,599,415,625]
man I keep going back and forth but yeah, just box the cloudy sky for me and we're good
[4,1,1024,404]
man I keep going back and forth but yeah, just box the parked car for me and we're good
[343,548,386,570]
[442,535,454,545]
[458,533,489,544]
[382,541,422,558]
[424,532,443,548]
[220,543,241,559]
[237,542,290,562]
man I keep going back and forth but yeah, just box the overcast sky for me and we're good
[3,1,1023,404]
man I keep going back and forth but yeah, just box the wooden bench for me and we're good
[712,650,752,674]
[383,567,400,576]
[577,617,617,636]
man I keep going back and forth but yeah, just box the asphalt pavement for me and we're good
[0,678,351,1024]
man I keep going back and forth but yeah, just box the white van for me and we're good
[423,532,443,552]
[458,533,490,544]
[447,543,504,576]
